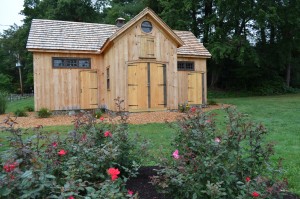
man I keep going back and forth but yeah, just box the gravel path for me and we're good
[0,104,229,128]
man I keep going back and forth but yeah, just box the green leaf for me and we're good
[45,174,56,179]
[0,187,11,196]
[86,186,96,194]
[192,193,197,199]
[21,170,33,178]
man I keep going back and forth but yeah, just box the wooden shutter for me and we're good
[139,36,155,58]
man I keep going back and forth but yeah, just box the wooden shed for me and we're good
[26,8,211,112]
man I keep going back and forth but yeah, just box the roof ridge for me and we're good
[32,18,117,27]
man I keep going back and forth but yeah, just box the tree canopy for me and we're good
[0,0,299,94]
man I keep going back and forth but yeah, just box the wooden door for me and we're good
[128,63,166,111]
[188,72,202,104]
[128,63,148,111]
[150,63,166,109]
[80,70,98,109]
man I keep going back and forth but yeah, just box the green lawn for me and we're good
[0,95,299,194]
[214,94,300,195]
[6,97,34,113]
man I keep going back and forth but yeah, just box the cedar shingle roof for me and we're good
[27,19,118,51]
[27,19,211,57]
[174,30,211,57]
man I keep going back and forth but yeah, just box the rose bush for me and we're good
[152,107,288,199]
[0,109,146,198]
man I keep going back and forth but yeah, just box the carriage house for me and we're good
[26,8,211,112]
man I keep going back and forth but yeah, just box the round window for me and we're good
[141,21,153,33]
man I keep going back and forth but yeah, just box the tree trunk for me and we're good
[286,63,291,87]
[203,0,213,44]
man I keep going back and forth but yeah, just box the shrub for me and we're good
[94,109,103,119]
[13,109,28,117]
[178,102,190,113]
[37,108,51,118]
[152,107,287,199]
[24,106,34,112]
[0,92,8,114]
[0,108,146,198]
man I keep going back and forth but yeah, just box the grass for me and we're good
[128,123,175,165]
[0,95,299,194]
[6,97,34,113]
[213,94,300,195]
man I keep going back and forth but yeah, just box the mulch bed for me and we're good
[0,104,231,128]
[126,166,300,199]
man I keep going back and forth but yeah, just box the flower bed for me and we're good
[1,104,298,199]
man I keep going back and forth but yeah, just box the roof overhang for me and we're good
[27,48,101,54]
[177,54,211,59]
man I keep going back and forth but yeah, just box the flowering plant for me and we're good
[152,107,287,199]
[0,107,144,198]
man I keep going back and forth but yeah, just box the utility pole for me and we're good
[16,57,23,96]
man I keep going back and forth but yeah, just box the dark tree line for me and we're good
[0,0,299,95]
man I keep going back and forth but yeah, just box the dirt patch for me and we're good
[126,166,300,199]
[0,104,230,128]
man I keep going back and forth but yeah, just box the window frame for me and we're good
[177,61,195,71]
[52,57,91,69]
[141,21,153,33]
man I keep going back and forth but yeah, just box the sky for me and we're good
[0,0,25,33]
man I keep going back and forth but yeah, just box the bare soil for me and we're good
[0,104,230,128]
[127,166,300,199]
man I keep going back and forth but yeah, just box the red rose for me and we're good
[3,162,17,172]
[252,191,260,197]
[190,107,197,112]
[128,189,134,196]
[100,117,104,121]
[107,168,120,181]
[52,142,58,147]
[104,131,112,137]
[58,149,67,156]
[246,177,251,182]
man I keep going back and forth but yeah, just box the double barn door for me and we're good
[128,63,166,111]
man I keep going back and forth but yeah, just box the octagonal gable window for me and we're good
[141,21,153,33]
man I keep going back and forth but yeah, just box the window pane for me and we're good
[66,59,77,67]
[53,59,63,67]
[177,61,195,71]
[79,60,90,68]
[141,21,153,33]
[52,58,91,69]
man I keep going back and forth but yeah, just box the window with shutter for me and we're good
[139,36,155,58]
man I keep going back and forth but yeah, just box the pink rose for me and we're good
[214,137,221,143]
[172,149,180,159]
